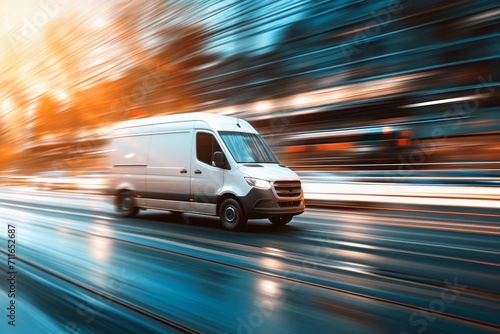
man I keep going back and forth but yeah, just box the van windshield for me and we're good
[219,131,279,163]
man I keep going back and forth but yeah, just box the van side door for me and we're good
[190,131,225,215]
[146,129,193,212]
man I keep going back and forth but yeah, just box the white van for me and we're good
[107,112,305,230]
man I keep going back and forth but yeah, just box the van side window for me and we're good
[196,132,222,166]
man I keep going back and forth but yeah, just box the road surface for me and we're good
[0,187,498,334]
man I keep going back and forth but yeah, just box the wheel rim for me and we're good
[122,196,132,212]
[224,206,237,224]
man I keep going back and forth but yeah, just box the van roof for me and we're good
[113,112,256,133]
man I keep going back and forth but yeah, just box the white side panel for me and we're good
[109,132,151,193]
[146,131,193,210]
[148,131,191,168]
[111,135,150,166]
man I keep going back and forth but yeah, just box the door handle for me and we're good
[180,169,187,174]
[194,170,202,174]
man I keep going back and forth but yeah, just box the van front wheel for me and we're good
[220,199,247,231]
[119,191,139,218]
[269,215,292,226]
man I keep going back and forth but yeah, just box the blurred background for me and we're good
[0,0,499,176]
[1,2,500,333]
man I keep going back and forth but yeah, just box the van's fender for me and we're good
[215,190,246,215]
[114,181,137,194]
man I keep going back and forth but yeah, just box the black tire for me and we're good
[118,191,139,218]
[269,215,293,226]
[220,198,247,231]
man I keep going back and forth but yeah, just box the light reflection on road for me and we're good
[89,224,113,262]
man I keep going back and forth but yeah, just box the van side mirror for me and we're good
[213,151,227,169]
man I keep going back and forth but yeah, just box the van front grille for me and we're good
[273,181,302,198]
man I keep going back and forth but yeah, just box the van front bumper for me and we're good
[240,188,305,219]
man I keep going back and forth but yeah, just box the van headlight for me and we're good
[245,177,271,190]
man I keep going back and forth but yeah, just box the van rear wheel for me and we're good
[119,191,139,218]
[269,215,293,226]
[220,199,247,231]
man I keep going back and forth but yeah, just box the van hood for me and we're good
[237,163,300,182]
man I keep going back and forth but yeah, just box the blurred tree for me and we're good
[34,0,216,128]
[33,94,61,139]
[112,0,215,114]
